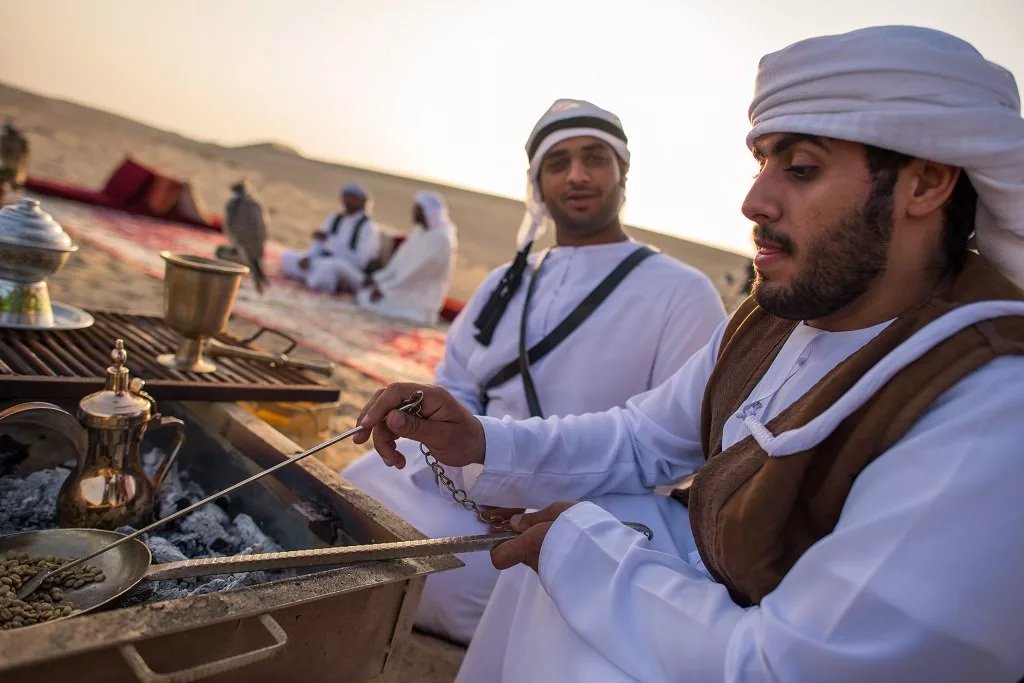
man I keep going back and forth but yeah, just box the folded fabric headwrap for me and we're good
[473,98,630,345]
[747,25,1024,289]
[518,99,630,249]
[415,190,458,246]
[340,182,369,200]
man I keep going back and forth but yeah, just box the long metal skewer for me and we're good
[15,393,425,600]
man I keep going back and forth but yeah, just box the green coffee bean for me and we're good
[0,553,105,630]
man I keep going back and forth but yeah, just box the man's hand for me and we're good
[297,256,310,270]
[370,287,383,302]
[354,383,485,469]
[481,506,526,534]
[312,230,327,241]
[490,502,579,572]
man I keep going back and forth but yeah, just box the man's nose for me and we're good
[566,157,590,184]
[741,172,782,225]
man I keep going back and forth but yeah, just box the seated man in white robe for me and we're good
[280,182,381,293]
[357,27,1024,681]
[356,191,458,325]
[343,99,726,645]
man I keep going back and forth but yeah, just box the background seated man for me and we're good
[280,181,380,293]
[356,190,458,325]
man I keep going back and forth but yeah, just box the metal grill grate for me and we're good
[0,310,339,402]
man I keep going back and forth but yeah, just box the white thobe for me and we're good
[355,224,455,325]
[280,211,380,292]
[342,239,726,643]
[456,315,1024,682]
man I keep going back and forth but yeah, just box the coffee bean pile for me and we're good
[0,551,105,629]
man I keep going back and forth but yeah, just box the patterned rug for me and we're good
[37,197,447,384]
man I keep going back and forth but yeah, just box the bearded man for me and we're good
[357,27,1024,681]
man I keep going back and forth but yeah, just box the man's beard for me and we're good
[547,185,624,238]
[752,180,895,321]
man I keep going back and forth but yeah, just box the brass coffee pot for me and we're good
[0,340,185,529]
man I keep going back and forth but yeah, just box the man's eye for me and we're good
[786,165,818,180]
[585,154,610,165]
[545,160,569,172]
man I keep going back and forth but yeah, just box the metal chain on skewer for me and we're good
[402,391,516,532]
[420,444,516,532]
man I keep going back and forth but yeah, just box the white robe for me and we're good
[457,316,1024,682]
[280,211,380,292]
[342,239,726,643]
[355,223,455,325]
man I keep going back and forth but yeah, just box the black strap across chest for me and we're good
[481,245,658,417]
[329,213,369,250]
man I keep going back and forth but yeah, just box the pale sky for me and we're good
[2,0,1023,255]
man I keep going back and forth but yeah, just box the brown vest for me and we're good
[688,254,1024,606]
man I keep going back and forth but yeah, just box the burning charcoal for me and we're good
[208,537,233,554]
[189,578,229,596]
[0,467,66,536]
[233,513,282,554]
[178,509,233,552]
[143,536,188,564]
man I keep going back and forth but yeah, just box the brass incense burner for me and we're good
[0,340,185,529]
[0,198,89,329]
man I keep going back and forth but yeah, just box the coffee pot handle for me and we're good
[147,414,186,490]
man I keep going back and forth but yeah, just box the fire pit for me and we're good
[0,400,459,682]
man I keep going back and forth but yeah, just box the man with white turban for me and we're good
[356,27,1024,681]
[355,191,458,324]
[343,99,725,645]
[280,182,381,292]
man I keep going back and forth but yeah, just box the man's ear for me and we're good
[905,160,960,219]
[619,160,629,188]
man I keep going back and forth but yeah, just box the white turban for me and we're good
[517,98,630,248]
[415,190,457,247]
[747,25,1024,289]
[341,182,369,200]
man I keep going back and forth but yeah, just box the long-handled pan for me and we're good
[2,391,653,626]
[0,521,651,622]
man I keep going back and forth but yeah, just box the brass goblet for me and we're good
[156,252,249,373]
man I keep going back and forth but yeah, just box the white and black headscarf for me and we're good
[747,25,1024,289]
[474,99,629,344]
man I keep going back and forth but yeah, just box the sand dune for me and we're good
[1,82,749,304]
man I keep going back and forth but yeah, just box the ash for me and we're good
[0,449,287,605]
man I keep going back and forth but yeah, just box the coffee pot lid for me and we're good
[0,199,77,252]
[78,340,153,428]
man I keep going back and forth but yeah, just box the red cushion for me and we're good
[144,175,183,215]
[440,297,464,322]
[102,159,156,206]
